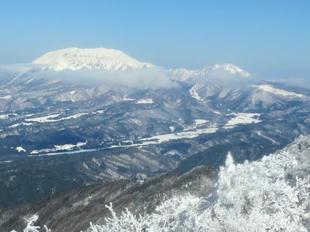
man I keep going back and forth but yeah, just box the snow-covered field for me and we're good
[9,122,33,128]
[16,146,26,153]
[253,84,304,98]
[224,112,261,128]
[140,126,218,144]
[30,142,87,155]
[0,114,11,120]
[193,119,208,126]
[136,98,154,104]
[25,112,87,123]
[26,113,261,156]
[0,95,11,100]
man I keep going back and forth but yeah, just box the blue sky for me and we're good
[0,0,309,78]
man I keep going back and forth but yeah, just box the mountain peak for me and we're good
[33,48,154,71]
[202,64,251,78]
[171,64,251,81]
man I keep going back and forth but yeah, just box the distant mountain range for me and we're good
[0,48,309,208]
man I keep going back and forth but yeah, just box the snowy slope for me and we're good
[90,135,310,232]
[33,48,154,71]
[14,135,310,232]
[252,84,305,98]
[171,63,251,80]
[201,63,251,77]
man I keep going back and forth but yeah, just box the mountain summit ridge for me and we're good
[33,47,154,71]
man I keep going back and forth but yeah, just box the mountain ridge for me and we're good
[33,48,154,71]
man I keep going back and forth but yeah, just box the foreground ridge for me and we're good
[12,135,310,232]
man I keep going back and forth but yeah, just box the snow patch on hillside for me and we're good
[25,112,87,123]
[253,84,304,98]
[30,141,87,155]
[16,146,26,153]
[189,85,203,101]
[136,98,154,104]
[0,95,11,100]
[224,113,261,128]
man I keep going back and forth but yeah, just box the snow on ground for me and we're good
[169,126,175,132]
[20,136,309,231]
[224,113,261,128]
[194,119,208,126]
[0,113,18,120]
[0,160,12,164]
[88,136,310,232]
[189,85,203,101]
[25,112,87,123]
[140,127,218,144]
[28,113,262,156]
[136,98,154,104]
[255,131,279,145]
[16,146,26,153]
[25,113,61,123]
[31,141,87,155]
[58,113,88,120]
[123,96,135,101]
[253,84,304,98]
[0,114,11,120]
[9,122,33,128]
[0,95,11,100]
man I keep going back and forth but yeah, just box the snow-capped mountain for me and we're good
[201,63,251,77]
[0,47,309,215]
[33,48,154,71]
[171,63,251,81]
[251,84,305,98]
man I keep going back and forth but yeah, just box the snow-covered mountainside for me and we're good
[33,48,154,71]
[252,84,305,98]
[201,63,251,77]
[9,135,310,232]
[89,135,310,232]
[171,63,251,81]
[0,46,309,213]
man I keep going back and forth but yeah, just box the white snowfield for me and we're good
[16,136,310,232]
[193,119,208,126]
[15,146,26,153]
[0,114,10,120]
[33,48,154,71]
[140,127,218,144]
[136,98,154,104]
[26,112,261,156]
[173,63,251,81]
[189,85,203,101]
[25,113,87,123]
[224,113,261,128]
[253,84,304,98]
[9,122,33,128]
[25,113,61,123]
[30,142,87,155]
[205,63,251,77]
[0,95,11,100]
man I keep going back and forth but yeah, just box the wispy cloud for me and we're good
[0,64,178,89]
